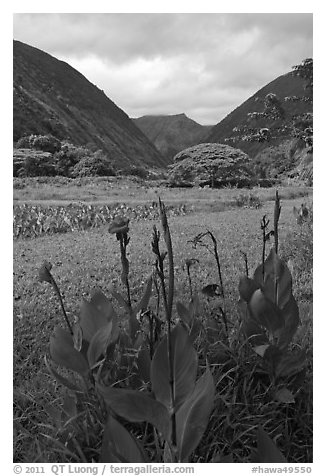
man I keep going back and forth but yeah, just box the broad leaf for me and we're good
[189,318,202,343]
[79,289,116,342]
[176,369,215,462]
[151,324,198,413]
[254,249,293,309]
[253,344,270,358]
[100,414,146,463]
[277,295,300,350]
[135,276,153,314]
[251,426,287,463]
[239,276,259,303]
[72,322,83,352]
[274,350,306,379]
[98,385,170,440]
[111,290,130,312]
[275,387,295,404]
[128,310,141,342]
[176,302,192,326]
[188,294,200,318]
[249,289,284,333]
[50,326,89,376]
[62,391,77,418]
[137,348,151,383]
[87,321,113,369]
[44,356,82,392]
[239,300,268,346]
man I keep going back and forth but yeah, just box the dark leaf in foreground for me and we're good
[44,356,82,392]
[239,276,259,303]
[275,387,295,404]
[135,275,153,314]
[100,414,146,463]
[98,386,170,441]
[251,426,287,463]
[176,369,215,462]
[176,302,192,325]
[50,326,89,376]
[151,323,198,413]
[79,289,116,342]
[249,289,284,333]
[87,321,113,368]
[274,350,306,379]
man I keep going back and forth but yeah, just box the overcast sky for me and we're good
[13,13,313,125]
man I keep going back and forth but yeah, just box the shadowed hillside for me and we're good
[13,40,167,169]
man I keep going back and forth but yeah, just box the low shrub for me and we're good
[16,134,61,154]
[281,203,312,300]
[235,192,262,209]
[13,150,56,177]
[71,150,116,177]
[53,142,90,177]
[119,165,148,179]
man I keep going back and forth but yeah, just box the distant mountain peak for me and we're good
[133,113,213,161]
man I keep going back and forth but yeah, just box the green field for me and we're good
[13,178,313,463]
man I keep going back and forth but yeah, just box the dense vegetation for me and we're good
[13,181,313,464]
[167,143,253,187]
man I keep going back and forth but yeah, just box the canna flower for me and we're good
[38,261,53,284]
[108,216,129,238]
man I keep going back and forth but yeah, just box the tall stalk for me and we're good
[261,215,270,282]
[273,191,281,306]
[118,233,132,308]
[152,200,177,455]
[274,190,281,255]
[190,230,227,334]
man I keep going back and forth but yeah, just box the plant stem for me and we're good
[119,236,132,308]
[158,199,177,452]
[241,250,249,277]
[260,215,269,282]
[274,190,281,255]
[273,191,281,305]
[50,277,73,335]
[186,265,193,299]
[209,231,225,301]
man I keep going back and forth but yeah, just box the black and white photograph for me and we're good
[12,7,314,470]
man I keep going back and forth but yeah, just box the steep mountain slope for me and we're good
[133,113,212,161]
[205,71,312,158]
[13,40,166,169]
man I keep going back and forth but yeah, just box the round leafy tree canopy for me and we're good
[167,143,253,187]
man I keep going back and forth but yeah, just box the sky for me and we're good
[12,13,313,125]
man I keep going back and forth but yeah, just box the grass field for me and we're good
[13,178,313,463]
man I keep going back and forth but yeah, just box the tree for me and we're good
[226,58,313,149]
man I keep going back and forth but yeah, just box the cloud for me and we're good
[13,13,313,124]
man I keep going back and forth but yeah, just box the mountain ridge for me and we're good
[13,40,167,169]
